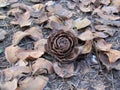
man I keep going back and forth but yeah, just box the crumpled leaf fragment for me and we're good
[79,40,93,54]
[95,39,112,51]
[93,31,108,38]
[16,49,44,60]
[53,62,74,78]
[12,31,29,45]
[18,76,48,90]
[74,18,91,29]
[5,45,20,63]
[11,11,32,27]
[0,79,17,90]
[0,0,18,7]
[32,4,44,12]
[78,30,94,41]
[106,49,120,63]
[0,29,7,41]
[99,52,120,70]
[25,27,43,41]
[79,4,92,12]
[34,39,47,53]
[2,66,31,81]
[32,58,53,74]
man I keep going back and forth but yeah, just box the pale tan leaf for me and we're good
[79,4,92,12]
[53,62,74,78]
[78,30,94,41]
[16,49,44,60]
[12,31,29,45]
[32,4,44,12]
[112,0,120,7]
[93,32,108,38]
[18,76,48,90]
[106,49,120,63]
[32,58,53,74]
[0,79,17,90]
[74,18,91,29]
[0,29,7,41]
[5,45,20,63]
[34,39,47,52]
[95,39,112,51]
[25,27,43,41]
[79,40,93,54]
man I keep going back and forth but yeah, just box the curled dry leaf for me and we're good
[79,40,93,54]
[105,49,120,63]
[12,31,29,45]
[11,11,32,27]
[45,30,80,63]
[18,76,48,90]
[95,39,112,51]
[2,66,31,81]
[93,31,108,38]
[5,45,20,63]
[99,52,120,70]
[7,8,23,16]
[32,4,44,12]
[100,0,110,5]
[0,79,17,90]
[16,49,44,61]
[74,18,91,29]
[25,27,43,41]
[53,62,74,78]
[0,29,7,41]
[32,58,53,74]
[78,30,94,41]
[95,25,117,36]
[79,4,92,12]
[34,39,47,52]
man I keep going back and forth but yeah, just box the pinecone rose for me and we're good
[45,30,80,63]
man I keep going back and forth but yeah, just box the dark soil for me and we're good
[0,0,120,90]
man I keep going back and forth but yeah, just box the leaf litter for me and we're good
[0,0,120,90]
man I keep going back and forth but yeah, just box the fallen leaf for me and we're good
[49,15,61,23]
[78,30,94,41]
[32,58,53,74]
[32,4,44,12]
[99,52,120,70]
[79,4,92,12]
[112,0,120,7]
[100,0,110,5]
[12,31,29,45]
[7,8,23,16]
[93,32,108,38]
[74,18,91,29]
[5,45,20,63]
[25,27,43,41]
[0,79,17,90]
[79,40,93,54]
[53,62,75,78]
[106,49,120,63]
[16,49,44,60]
[0,29,7,41]
[0,13,7,19]
[34,39,47,52]
[18,76,48,90]
[95,25,117,36]
[95,39,112,51]
[66,1,76,10]
[3,66,31,81]
[11,11,32,27]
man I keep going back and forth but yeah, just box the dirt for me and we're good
[0,0,120,90]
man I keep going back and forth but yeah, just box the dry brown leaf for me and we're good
[11,11,32,27]
[32,4,44,12]
[5,45,20,63]
[32,58,53,74]
[74,18,91,29]
[112,0,120,7]
[0,13,7,19]
[78,30,94,41]
[0,29,7,41]
[3,66,31,81]
[100,0,110,5]
[0,79,17,90]
[0,0,18,7]
[79,40,93,54]
[79,4,92,12]
[34,39,47,52]
[95,39,112,51]
[25,27,43,41]
[93,32,108,38]
[7,8,23,16]
[12,31,29,45]
[106,49,120,63]
[99,52,120,70]
[18,76,48,90]
[16,49,44,60]
[49,15,61,23]
[53,62,74,78]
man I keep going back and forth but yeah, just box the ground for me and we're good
[0,0,120,90]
